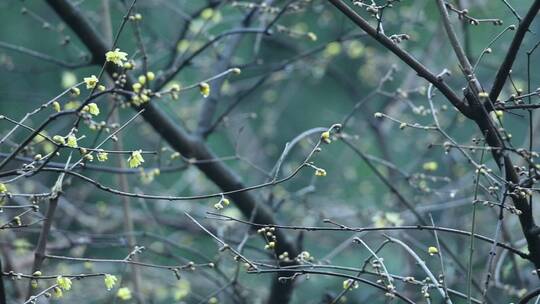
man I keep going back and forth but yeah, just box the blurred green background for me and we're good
[1,0,540,303]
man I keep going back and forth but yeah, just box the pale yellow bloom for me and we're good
[87,103,100,116]
[105,48,128,66]
[117,287,132,300]
[128,150,144,168]
[84,75,98,89]
[97,151,108,162]
[104,274,118,291]
[56,276,72,291]
[66,135,78,148]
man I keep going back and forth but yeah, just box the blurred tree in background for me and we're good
[1,0,540,303]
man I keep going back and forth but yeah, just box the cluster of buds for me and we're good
[389,34,410,44]
[402,276,416,284]
[475,164,492,176]
[308,163,327,177]
[128,13,142,21]
[257,226,277,250]
[231,2,280,14]
[371,258,383,270]
[384,284,396,298]
[131,72,156,106]
[296,251,314,263]
[510,187,532,201]
[342,279,359,290]
[447,4,503,26]
[278,251,290,262]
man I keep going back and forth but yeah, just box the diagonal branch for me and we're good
[327,0,473,118]
[489,0,540,102]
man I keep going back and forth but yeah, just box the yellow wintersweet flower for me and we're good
[84,75,98,89]
[128,150,144,168]
[104,274,118,291]
[0,183,7,193]
[97,151,108,162]
[117,287,132,300]
[66,135,78,148]
[105,48,128,66]
[199,82,210,98]
[314,168,327,177]
[56,276,72,291]
[146,71,155,81]
[428,246,439,256]
[87,103,100,116]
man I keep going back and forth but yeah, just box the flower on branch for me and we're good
[87,103,100,116]
[97,151,108,162]
[117,287,132,300]
[105,48,128,66]
[104,274,118,291]
[66,135,78,148]
[56,276,72,291]
[84,75,98,89]
[128,150,145,168]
